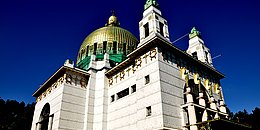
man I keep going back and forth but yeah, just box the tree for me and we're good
[231,107,260,130]
[251,107,260,130]
[0,98,35,130]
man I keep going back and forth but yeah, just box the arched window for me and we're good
[38,103,50,130]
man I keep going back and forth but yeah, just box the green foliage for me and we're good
[230,107,260,130]
[0,98,35,130]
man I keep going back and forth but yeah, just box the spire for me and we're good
[105,11,120,27]
[144,0,159,10]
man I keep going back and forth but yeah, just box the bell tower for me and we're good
[139,0,170,46]
[187,27,213,66]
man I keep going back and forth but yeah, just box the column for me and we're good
[47,115,53,130]
[199,93,208,122]
[36,123,41,130]
[186,87,198,130]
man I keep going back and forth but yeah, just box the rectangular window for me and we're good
[145,75,150,85]
[94,43,97,55]
[86,46,89,56]
[131,84,136,93]
[155,15,159,20]
[205,51,208,62]
[117,88,129,99]
[144,23,149,38]
[192,52,198,59]
[113,42,117,54]
[123,43,126,55]
[103,41,107,54]
[146,106,152,117]
[111,95,115,102]
[159,22,164,37]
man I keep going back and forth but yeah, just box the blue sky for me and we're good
[0,0,259,113]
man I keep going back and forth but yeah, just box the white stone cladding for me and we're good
[107,48,164,130]
[32,40,228,130]
[31,83,64,130]
[157,50,185,129]
[139,6,170,46]
[30,1,230,129]
[31,66,89,130]
[187,36,213,66]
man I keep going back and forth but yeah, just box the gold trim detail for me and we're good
[108,48,157,87]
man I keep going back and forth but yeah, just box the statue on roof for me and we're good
[144,0,159,10]
[189,27,202,39]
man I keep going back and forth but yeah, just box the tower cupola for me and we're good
[187,27,213,66]
[139,0,170,46]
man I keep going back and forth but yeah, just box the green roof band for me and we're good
[144,0,159,10]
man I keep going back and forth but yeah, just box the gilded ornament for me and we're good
[47,87,52,94]
[180,67,186,80]
[214,83,219,93]
[204,79,210,90]
[143,54,148,64]
[120,71,125,80]
[132,65,136,74]
[185,74,189,87]
[114,74,119,83]
[135,57,142,68]
[150,48,157,60]
[109,78,113,86]
[194,73,200,84]
[42,91,47,97]
[66,74,72,84]
[80,78,87,88]
[58,77,64,85]
[126,67,131,77]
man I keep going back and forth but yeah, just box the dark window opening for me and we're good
[131,84,136,93]
[145,75,150,84]
[123,43,126,55]
[146,106,152,117]
[117,88,129,99]
[39,103,50,130]
[94,43,97,55]
[111,95,115,102]
[155,15,159,20]
[103,41,107,54]
[205,51,208,62]
[144,23,149,38]
[164,21,168,25]
[159,22,164,37]
[86,46,89,56]
[113,42,117,54]
[192,52,198,59]
[131,45,135,52]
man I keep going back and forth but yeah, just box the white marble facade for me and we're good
[31,1,228,130]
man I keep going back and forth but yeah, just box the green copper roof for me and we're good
[189,27,202,39]
[144,0,159,10]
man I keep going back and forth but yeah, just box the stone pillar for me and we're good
[198,93,206,107]
[36,123,41,130]
[199,93,208,122]
[48,115,53,130]
[209,97,219,119]
[186,87,198,130]
[219,100,227,113]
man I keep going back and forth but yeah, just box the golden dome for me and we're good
[77,14,139,68]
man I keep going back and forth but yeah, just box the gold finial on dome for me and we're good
[106,10,120,27]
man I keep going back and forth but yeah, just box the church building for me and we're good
[31,0,246,130]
